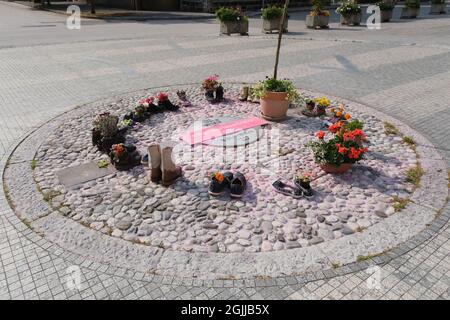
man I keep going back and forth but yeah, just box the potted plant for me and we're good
[133,105,148,122]
[377,1,395,22]
[430,0,447,14]
[156,92,179,111]
[305,98,316,111]
[262,5,288,33]
[336,0,362,25]
[253,77,300,120]
[202,75,224,103]
[401,0,420,18]
[329,104,351,122]
[306,0,330,29]
[252,0,301,121]
[92,113,125,153]
[314,96,330,116]
[216,7,249,35]
[308,121,368,173]
[138,97,161,114]
[293,173,314,197]
[109,143,141,171]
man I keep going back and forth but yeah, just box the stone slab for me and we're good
[56,161,116,188]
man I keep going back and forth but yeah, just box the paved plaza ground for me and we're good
[0,1,449,300]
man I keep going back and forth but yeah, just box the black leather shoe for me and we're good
[208,171,233,196]
[215,85,224,102]
[230,172,246,198]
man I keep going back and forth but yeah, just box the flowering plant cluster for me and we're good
[156,92,169,102]
[336,1,362,16]
[138,97,154,107]
[309,120,368,166]
[310,0,330,16]
[211,172,225,182]
[295,173,311,183]
[314,96,330,108]
[253,77,301,102]
[202,75,220,91]
[215,7,248,22]
[111,143,126,158]
[330,104,351,121]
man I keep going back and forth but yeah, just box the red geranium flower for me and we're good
[328,121,343,134]
[112,144,125,157]
[315,131,325,139]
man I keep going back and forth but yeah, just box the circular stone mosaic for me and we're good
[33,85,420,254]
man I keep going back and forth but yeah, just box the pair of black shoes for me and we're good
[209,171,246,198]
[158,99,179,112]
[272,179,314,199]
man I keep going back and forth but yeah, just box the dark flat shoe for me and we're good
[272,180,303,199]
[230,172,247,198]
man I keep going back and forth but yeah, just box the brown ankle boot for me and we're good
[147,144,162,183]
[161,144,182,186]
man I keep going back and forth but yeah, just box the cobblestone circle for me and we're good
[33,85,419,253]
[4,84,447,280]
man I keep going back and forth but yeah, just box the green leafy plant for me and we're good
[402,136,416,146]
[406,165,424,187]
[310,0,330,16]
[31,159,38,170]
[216,7,247,22]
[405,0,420,9]
[336,0,362,16]
[383,122,399,135]
[261,5,284,20]
[377,1,395,11]
[93,112,119,139]
[392,196,410,212]
[97,159,109,168]
[120,119,133,127]
[345,119,364,131]
[252,77,301,102]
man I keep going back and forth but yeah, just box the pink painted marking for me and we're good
[181,117,268,145]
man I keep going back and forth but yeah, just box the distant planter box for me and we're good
[340,13,361,26]
[220,20,249,35]
[430,4,447,14]
[262,17,288,33]
[401,7,420,18]
[381,10,393,22]
[305,15,329,29]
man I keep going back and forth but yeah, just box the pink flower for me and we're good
[139,97,154,106]
[206,74,219,82]
[156,92,168,101]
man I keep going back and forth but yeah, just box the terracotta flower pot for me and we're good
[260,91,289,121]
[320,163,353,174]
